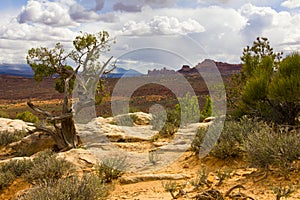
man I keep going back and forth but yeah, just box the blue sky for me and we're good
[0,0,299,73]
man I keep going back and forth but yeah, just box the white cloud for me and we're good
[18,0,78,27]
[281,0,300,9]
[119,16,205,36]
[239,3,276,42]
[1,18,75,42]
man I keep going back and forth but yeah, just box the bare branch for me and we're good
[46,113,73,121]
[27,100,53,117]
[97,56,113,77]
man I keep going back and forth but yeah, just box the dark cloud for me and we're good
[113,0,176,12]
[113,2,141,12]
[94,0,105,11]
[69,3,116,23]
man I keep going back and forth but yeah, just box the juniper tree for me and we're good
[26,31,115,151]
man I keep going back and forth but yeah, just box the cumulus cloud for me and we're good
[281,0,300,9]
[119,16,205,36]
[0,20,75,42]
[113,0,176,12]
[239,3,276,42]
[18,0,78,27]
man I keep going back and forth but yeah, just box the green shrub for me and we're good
[16,111,39,123]
[0,171,15,190]
[191,117,259,158]
[97,156,127,183]
[176,92,200,125]
[25,150,73,184]
[245,126,300,174]
[151,108,180,138]
[0,159,33,177]
[151,110,167,131]
[0,130,29,146]
[0,158,33,190]
[0,111,8,118]
[19,173,108,200]
[200,96,213,121]
[191,127,207,153]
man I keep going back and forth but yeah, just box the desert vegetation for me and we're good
[0,35,299,199]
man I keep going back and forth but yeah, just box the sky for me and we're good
[0,0,300,73]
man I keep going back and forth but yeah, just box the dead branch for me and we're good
[225,184,246,197]
[27,100,53,117]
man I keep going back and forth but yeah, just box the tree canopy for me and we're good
[229,37,299,125]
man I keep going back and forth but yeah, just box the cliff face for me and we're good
[183,59,242,75]
[148,67,176,76]
[148,60,242,76]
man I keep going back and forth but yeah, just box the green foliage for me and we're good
[0,171,15,190]
[245,125,300,171]
[191,127,207,153]
[162,180,179,199]
[54,66,75,93]
[176,92,200,125]
[201,96,213,121]
[215,168,232,186]
[0,159,33,190]
[97,156,127,183]
[272,183,296,200]
[192,116,262,159]
[16,111,38,123]
[0,111,8,118]
[27,30,113,95]
[190,166,210,189]
[268,53,300,124]
[230,37,299,124]
[25,150,73,184]
[20,173,108,200]
[152,108,180,138]
[0,130,29,146]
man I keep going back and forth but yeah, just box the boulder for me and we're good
[0,118,34,133]
[57,149,98,172]
[9,132,55,156]
[106,112,152,126]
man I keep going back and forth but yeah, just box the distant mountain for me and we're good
[178,59,242,76]
[106,67,144,78]
[0,64,34,77]
[0,63,144,78]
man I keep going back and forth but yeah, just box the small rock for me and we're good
[203,116,216,123]
[207,172,216,184]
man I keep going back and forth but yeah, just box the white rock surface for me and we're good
[0,117,35,133]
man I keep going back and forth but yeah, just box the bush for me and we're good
[200,96,213,121]
[25,150,73,184]
[16,111,38,123]
[0,130,29,146]
[0,171,15,190]
[97,156,127,183]
[245,125,300,173]
[191,127,207,153]
[176,92,200,125]
[0,159,33,190]
[152,108,180,138]
[191,116,263,159]
[19,173,108,200]
[0,111,8,118]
